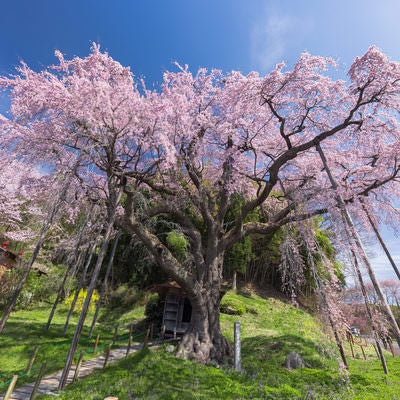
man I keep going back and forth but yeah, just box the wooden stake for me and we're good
[103,344,112,368]
[347,332,355,358]
[93,333,100,353]
[63,237,98,336]
[161,324,166,343]
[29,362,46,400]
[88,231,121,338]
[317,143,400,352]
[372,343,379,358]
[112,325,118,345]
[360,344,366,360]
[4,375,18,400]
[126,335,133,357]
[73,352,84,383]
[26,346,39,374]
[58,196,121,391]
[361,200,400,281]
[388,337,396,357]
[143,328,150,348]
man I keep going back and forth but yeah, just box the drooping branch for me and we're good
[316,143,400,349]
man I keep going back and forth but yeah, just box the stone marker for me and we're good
[165,345,175,353]
[283,352,307,370]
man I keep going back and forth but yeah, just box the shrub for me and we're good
[220,297,245,315]
[166,231,188,259]
[13,264,69,309]
[64,288,99,313]
[145,294,163,326]
[108,284,143,309]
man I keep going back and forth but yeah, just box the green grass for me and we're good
[0,300,147,391]
[2,290,400,399]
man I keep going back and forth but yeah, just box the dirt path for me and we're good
[0,345,141,400]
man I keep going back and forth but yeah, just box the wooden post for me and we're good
[112,325,118,345]
[103,344,112,368]
[234,321,241,372]
[173,327,177,340]
[361,201,400,281]
[4,375,18,400]
[88,231,121,338]
[360,344,366,360]
[387,337,396,357]
[63,241,97,336]
[161,325,166,343]
[29,362,46,400]
[129,320,134,337]
[150,323,154,340]
[58,178,121,391]
[45,250,85,332]
[372,343,379,358]
[143,328,150,348]
[347,332,355,358]
[317,143,400,351]
[126,335,133,357]
[93,333,100,353]
[26,346,39,374]
[73,352,85,383]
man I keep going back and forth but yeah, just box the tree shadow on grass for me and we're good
[0,319,114,380]
[241,334,372,390]
[242,333,327,369]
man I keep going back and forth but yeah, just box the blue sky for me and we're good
[1,0,400,81]
[1,0,400,280]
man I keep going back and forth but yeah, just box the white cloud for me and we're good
[250,12,292,72]
[366,237,400,281]
[249,5,315,73]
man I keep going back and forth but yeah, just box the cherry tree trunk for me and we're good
[176,290,232,364]
[175,255,232,364]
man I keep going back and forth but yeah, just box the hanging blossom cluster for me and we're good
[278,229,306,305]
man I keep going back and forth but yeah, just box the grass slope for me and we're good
[0,301,146,390]
[2,290,400,399]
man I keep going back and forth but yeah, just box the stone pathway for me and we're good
[0,345,141,400]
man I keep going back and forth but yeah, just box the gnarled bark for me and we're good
[116,196,232,364]
[176,288,232,363]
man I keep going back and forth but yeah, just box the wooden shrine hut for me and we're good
[154,281,192,335]
[0,247,18,286]
[0,247,48,285]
